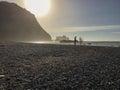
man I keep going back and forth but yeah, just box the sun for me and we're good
[24,0,51,16]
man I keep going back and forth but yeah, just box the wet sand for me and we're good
[0,42,120,90]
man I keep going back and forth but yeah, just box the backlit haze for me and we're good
[25,0,51,16]
[1,0,120,41]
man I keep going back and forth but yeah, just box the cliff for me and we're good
[0,1,51,42]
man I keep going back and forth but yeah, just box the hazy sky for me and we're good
[0,0,120,41]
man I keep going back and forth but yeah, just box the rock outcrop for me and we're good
[0,1,51,42]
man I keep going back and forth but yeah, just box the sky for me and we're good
[0,0,120,41]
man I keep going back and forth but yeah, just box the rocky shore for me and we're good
[0,42,120,90]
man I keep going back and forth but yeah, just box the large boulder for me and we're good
[0,1,51,42]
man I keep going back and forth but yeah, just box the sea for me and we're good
[31,41,120,47]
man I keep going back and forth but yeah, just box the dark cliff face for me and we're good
[0,1,51,42]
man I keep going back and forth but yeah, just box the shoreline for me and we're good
[28,41,120,47]
[1,41,120,47]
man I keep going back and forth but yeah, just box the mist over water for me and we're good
[29,41,120,47]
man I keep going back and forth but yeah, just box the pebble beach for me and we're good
[0,42,120,90]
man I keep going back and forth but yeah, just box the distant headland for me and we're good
[0,1,51,42]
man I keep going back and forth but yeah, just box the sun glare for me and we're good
[24,0,51,16]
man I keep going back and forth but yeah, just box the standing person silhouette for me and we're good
[74,36,77,46]
[79,37,83,45]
